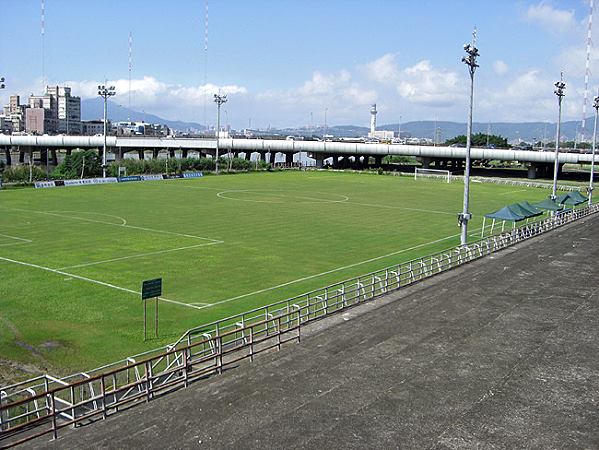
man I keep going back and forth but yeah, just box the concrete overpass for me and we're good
[0,135,596,178]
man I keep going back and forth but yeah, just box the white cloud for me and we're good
[364,55,465,108]
[524,2,576,34]
[493,60,509,76]
[63,76,247,121]
[398,61,464,107]
[364,53,400,84]
[258,70,377,109]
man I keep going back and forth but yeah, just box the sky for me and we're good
[1,0,597,129]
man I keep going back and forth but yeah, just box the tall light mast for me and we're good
[128,31,133,120]
[581,0,594,144]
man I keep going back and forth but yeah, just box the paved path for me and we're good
[32,215,599,449]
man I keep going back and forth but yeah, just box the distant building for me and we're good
[82,120,107,135]
[47,86,81,134]
[2,95,27,133]
[1,85,81,135]
[25,107,57,135]
[369,130,395,141]
[114,121,170,136]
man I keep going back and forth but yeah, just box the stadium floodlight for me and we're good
[98,84,116,178]
[0,77,5,89]
[551,74,566,200]
[214,93,227,174]
[589,90,599,206]
[458,28,479,246]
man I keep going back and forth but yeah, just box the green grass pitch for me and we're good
[0,171,548,378]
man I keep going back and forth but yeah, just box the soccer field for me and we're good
[0,171,548,377]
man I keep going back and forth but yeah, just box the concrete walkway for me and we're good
[31,214,599,449]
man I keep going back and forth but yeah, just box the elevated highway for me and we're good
[0,135,595,177]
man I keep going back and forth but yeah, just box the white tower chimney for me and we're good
[370,103,377,136]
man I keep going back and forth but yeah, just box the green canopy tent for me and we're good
[518,201,544,217]
[509,202,543,220]
[482,205,527,236]
[533,198,563,212]
[553,192,585,207]
[565,191,587,205]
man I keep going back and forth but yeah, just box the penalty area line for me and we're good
[199,228,479,311]
[57,241,223,270]
[0,256,205,311]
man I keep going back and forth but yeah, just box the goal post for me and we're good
[414,167,452,183]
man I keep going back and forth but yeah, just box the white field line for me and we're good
[498,189,528,195]
[198,229,474,310]
[342,201,455,216]
[0,256,206,311]
[0,233,32,247]
[3,207,222,243]
[57,241,222,270]
[216,189,349,204]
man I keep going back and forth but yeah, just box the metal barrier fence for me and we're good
[1,202,598,447]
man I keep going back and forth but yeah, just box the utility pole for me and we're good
[214,93,227,174]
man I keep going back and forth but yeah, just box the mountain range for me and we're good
[81,98,589,143]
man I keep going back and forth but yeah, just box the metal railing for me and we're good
[1,202,598,447]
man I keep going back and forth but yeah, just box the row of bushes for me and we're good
[2,164,48,183]
[0,154,272,183]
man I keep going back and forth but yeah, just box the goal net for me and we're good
[414,167,452,183]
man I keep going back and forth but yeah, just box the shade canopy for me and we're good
[508,202,543,219]
[484,206,526,222]
[517,201,544,217]
[533,198,563,211]
[567,191,588,204]
[555,192,586,206]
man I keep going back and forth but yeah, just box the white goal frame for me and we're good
[414,167,452,183]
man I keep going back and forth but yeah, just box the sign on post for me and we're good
[142,278,162,341]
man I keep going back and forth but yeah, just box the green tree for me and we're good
[52,150,102,180]
[445,133,509,148]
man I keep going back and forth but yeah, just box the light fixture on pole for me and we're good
[589,90,599,205]
[98,84,116,178]
[214,93,227,174]
[458,29,479,246]
[551,74,566,200]
[0,76,5,89]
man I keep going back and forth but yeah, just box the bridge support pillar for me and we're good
[421,157,432,169]
[19,147,24,164]
[169,149,176,159]
[51,149,58,166]
[245,151,252,160]
[285,152,293,164]
[269,151,276,165]
[182,149,188,158]
[527,163,538,179]
[374,155,382,167]
[66,148,72,157]
[332,155,339,168]
[138,149,145,160]
[152,149,159,159]
[4,147,11,166]
[315,154,324,168]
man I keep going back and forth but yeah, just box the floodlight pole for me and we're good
[459,29,479,246]
[589,90,599,205]
[98,84,116,178]
[214,93,227,174]
[551,74,566,200]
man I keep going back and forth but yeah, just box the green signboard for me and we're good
[142,278,162,300]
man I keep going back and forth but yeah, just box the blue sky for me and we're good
[1,1,596,129]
